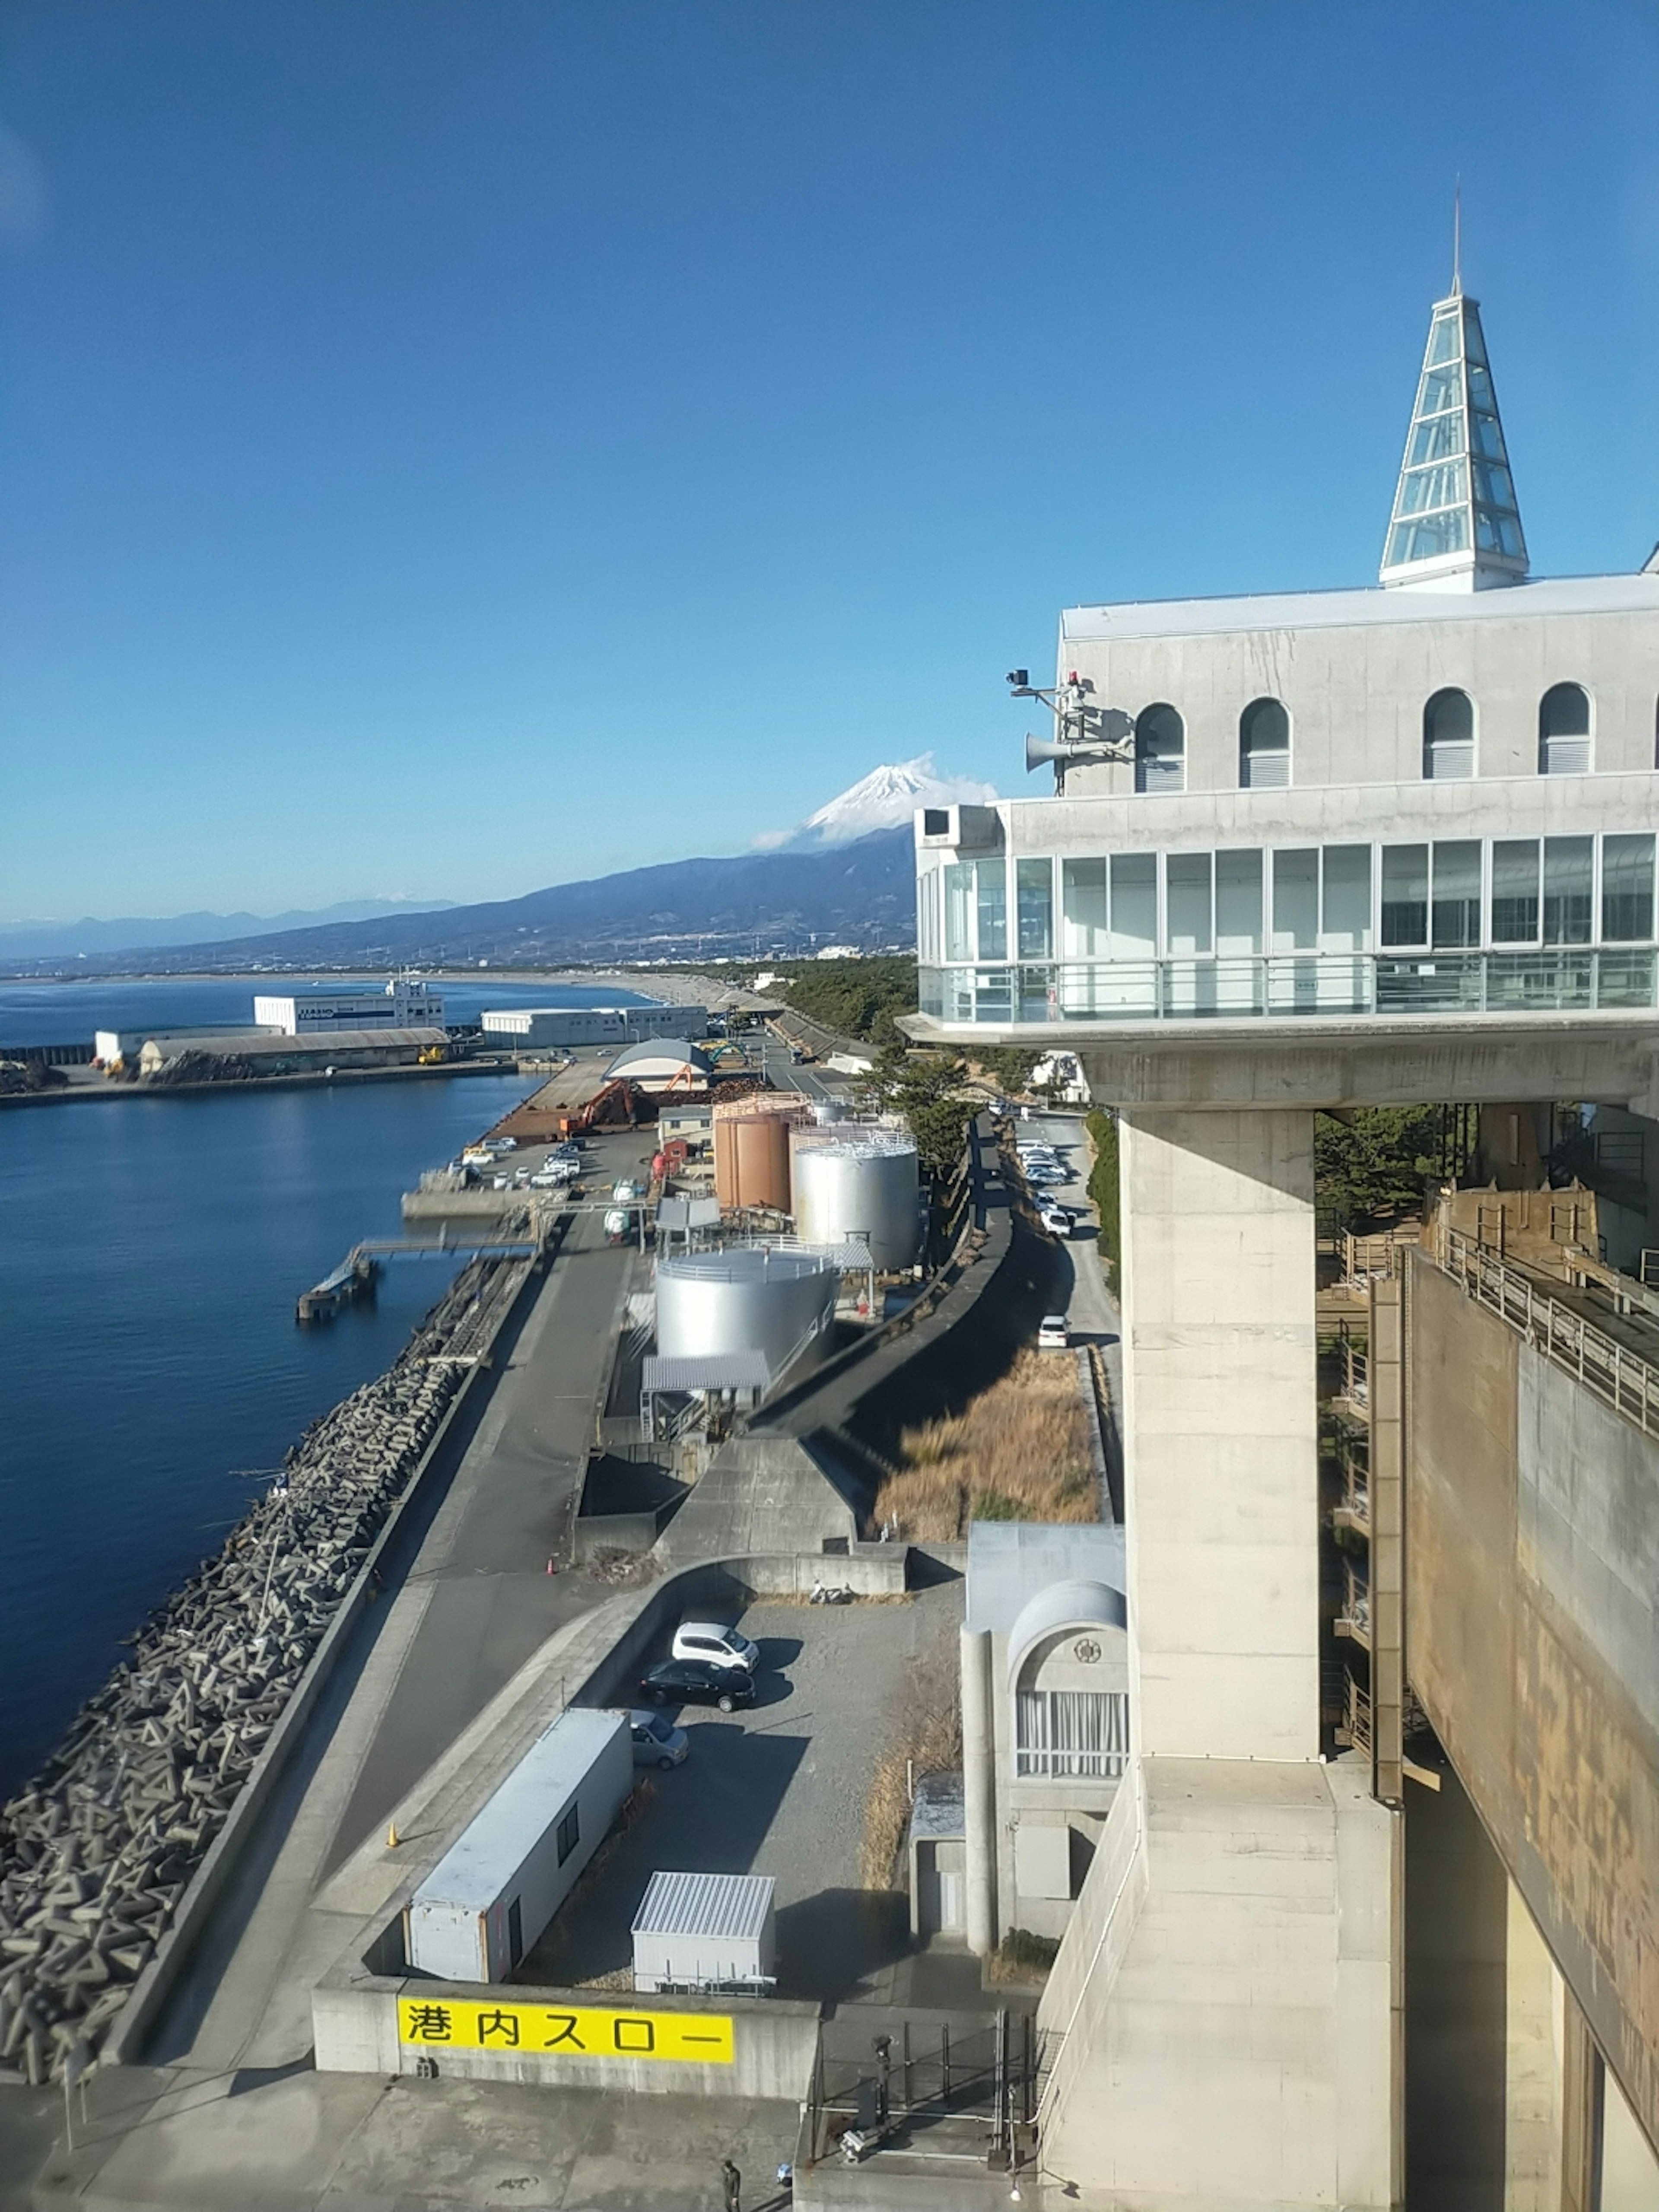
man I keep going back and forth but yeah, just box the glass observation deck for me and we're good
[921,948,1657,1027]
[915,831,1656,1029]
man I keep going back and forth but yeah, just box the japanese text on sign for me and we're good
[397,1998,734,2063]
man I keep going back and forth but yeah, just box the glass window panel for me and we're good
[1408,412,1465,465]
[1059,858,1108,960]
[1541,683,1590,738]
[975,858,1007,962]
[1321,847,1371,951]
[1543,837,1593,945]
[1417,366,1462,416]
[1467,360,1494,404]
[1135,704,1185,794]
[1427,313,1461,366]
[1602,834,1655,943]
[1471,412,1507,460]
[1110,853,1157,959]
[1431,841,1482,948]
[1215,849,1262,956]
[944,862,972,963]
[1490,841,1540,944]
[1398,460,1468,515]
[1496,515,1525,559]
[917,868,941,962]
[1271,849,1318,952]
[1472,459,1515,509]
[1381,845,1429,947]
[1016,858,1054,959]
[1165,853,1212,955]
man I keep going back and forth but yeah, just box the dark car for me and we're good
[639,1657,756,1713]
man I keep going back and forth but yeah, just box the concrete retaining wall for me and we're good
[106,1251,553,2066]
[313,1971,820,2099]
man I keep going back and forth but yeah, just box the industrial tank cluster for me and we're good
[655,1247,839,1377]
[709,1095,919,1271]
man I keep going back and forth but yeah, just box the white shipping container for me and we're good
[408,1709,631,1984]
[631,1870,777,1994]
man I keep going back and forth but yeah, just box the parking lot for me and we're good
[517,1581,964,2003]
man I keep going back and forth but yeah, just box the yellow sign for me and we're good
[397,1996,734,2064]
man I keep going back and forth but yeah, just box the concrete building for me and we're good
[480,1003,706,1052]
[959,1523,1129,1953]
[909,268,1659,2209]
[254,978,444,1034]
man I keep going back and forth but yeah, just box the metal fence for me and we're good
[1434,1227,1659,1439]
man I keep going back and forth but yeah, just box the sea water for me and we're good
[0,979,657,1789]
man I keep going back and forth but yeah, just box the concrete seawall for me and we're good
[0,1245,551,2086]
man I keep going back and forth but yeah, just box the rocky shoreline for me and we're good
[0,1254,524,2085]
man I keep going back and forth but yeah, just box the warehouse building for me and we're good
[479,1003,706,1051]
[254,978,444,1034]
[604,1039,715,1095]
[137,1027,447,1075]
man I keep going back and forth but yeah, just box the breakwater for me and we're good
[0,1253,527,2086]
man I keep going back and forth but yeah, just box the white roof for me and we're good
[415,1708,625,1909]
[966,1522,1127,1636]
[632,1869,774,1942]
[143,1026,446,1056]
[1061,570,1659,646]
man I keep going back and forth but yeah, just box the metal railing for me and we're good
[1340,1676,1373,1758]
[1435,1227,1659,1439]
[1337,1562,1371,1644]
[919,947,1658,1026]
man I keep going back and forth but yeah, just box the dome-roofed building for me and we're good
[603,1039,714,1094]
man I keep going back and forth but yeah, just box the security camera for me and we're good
[1005,669,1029,689]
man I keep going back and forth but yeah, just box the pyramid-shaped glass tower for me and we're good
[1379,287,1527,591]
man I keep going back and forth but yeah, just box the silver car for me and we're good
[630,1709,689,1770]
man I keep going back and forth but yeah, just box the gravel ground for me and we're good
[518,1579,964,2003]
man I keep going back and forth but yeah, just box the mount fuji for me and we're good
[757,755,999,850]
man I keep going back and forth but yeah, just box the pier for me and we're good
[296,1235,542,1324]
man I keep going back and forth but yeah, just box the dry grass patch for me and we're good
[861,1622,963,1890]
[872,1349,1098,1541]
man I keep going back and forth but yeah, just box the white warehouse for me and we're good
[254,978,444,1035]
[480,1004,706,1051]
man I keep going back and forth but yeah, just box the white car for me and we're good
[670,1620,759,1675]
[1027,1163,1068,1186]
[630,1709,689,1770]
[1037,1314,1071,1351]
[1039,1205,1072,1236]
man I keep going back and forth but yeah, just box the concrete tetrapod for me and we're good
[0,1255,522,2084]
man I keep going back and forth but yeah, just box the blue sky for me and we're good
[3,1,1657,922]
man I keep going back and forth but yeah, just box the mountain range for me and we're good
[2,759,991,974]
[0,898,456,963]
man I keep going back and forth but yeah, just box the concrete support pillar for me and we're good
[960,1624,996,1957]
[1118,1108,1320,1759]
[1504,1879,1566,2212]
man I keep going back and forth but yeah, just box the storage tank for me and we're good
[713,1112,792,1212]
[789,1128,919,1271]
[812,1096,850,1125]
[656,1247,838,1378]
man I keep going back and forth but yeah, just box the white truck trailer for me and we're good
[407,1708,631,1983]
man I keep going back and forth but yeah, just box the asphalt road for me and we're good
[523,1587,965,2006]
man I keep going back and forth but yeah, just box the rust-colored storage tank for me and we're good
[715,1112,792,1212]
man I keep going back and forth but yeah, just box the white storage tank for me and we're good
[655,1248,837,1379]
[632,1870,777,1994]
[407,1708,631,1983]
[789,1128,919,1271]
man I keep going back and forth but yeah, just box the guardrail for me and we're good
[1435,1226,1659,1439]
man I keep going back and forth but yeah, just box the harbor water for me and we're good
[0,979,653,1791]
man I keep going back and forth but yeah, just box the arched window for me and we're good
[1423,688,1474,780]
[1134,703,1185,794]
[1239,698,1290,789]
[1539,683,1591,775]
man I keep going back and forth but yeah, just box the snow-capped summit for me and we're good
[756,754,999,850]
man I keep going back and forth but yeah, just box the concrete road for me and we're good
[1016,1111,1123,1517]
[140,1127,652,2081]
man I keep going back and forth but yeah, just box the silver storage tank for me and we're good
[655,1247,839,1379]
[789,1128,919,1271]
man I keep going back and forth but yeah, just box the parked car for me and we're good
[1039,1205,1072,1236]
[1037,1313,1071,1351]
[671,1620,760,1674]
[638,1659,756,1713]
[630,1709,689,1769]
[1027,1163,1068,1187]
